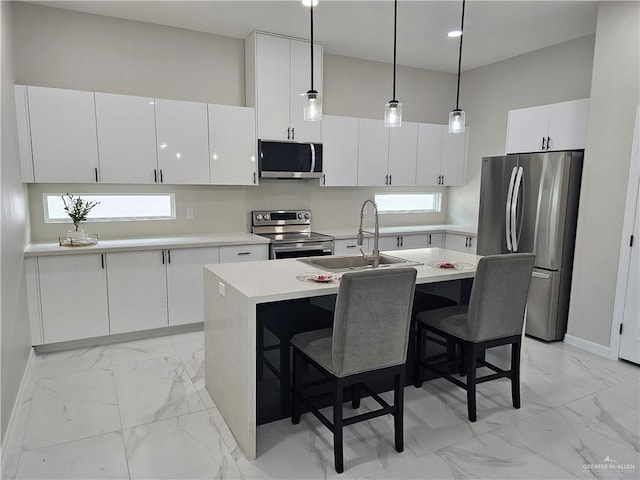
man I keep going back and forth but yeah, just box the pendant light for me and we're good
[303,0,321,121]
[449,0,466,134]
[384,0,401,127]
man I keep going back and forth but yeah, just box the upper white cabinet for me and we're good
[246,32,322,143]
[506,98,589,154]
[95,92,158,184]
[322,115,359,186]
[388,122,418,186]
[14,85,34,182]
[27,86,99,183]
[416,124,468,186]
[155,99,210,184]
[357,119,389,186]
[209,104,257,185]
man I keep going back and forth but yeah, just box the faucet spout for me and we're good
[357,199,380,268]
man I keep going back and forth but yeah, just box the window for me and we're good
[374,193,441,214]
[44,193,175,223]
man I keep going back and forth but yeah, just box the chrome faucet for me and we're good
[357,199,380,268]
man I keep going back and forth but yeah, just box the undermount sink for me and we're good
[299,254,423,272]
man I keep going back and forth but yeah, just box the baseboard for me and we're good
[563,334,611,358]
[1,348,38,476]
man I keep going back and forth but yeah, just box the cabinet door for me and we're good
[357,118,389,186]
[506,105,550,154]
[15,85,34,182]
[388,122,418,186]
[166,247,219,327]
[289,39,322,143]
[155,99,210,184]
[441,127,468,186]
[95,93,158,184]
[377,235,401,251]
[547,99,589,151]
[255,34,291,141]
[426,232,444,248]
[106,251,168,334]
[445,233,471,253]
[334,237,369,256]
[219,244,268,263]
[28,86,99,183]
[467,235,477,255]
[209,104,257,185]
[416,123,443,186]
[322,115,359,186]
[38,255,109,343]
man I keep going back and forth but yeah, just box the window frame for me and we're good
[373,193,442,214]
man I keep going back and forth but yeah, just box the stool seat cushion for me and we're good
[416,305,471,340]
[291,328,334,375]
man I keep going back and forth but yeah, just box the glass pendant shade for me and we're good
[304,90,322,121]
[448,109,465,133]
[384,100,402,128]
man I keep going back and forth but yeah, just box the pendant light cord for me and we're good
[392,0,397,101]
[310,4,314,91]
[455,0,465,109]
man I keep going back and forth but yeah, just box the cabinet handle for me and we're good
[389,174,392,185]
[160,169,164,183]
[94,167,99,183]
[100,254,104,269]
[287,128,290,140]
[322,174,326,186]
[428,234,432,245]
[541,137,546,150]
[154,169,158,183]
[546,136,551,150]
[468,237,473,249]
[253,172,256,184]
[441,175,445,185]
[400,236,403,247]
[291,128,295,140]
[346,244,357,248]
[465,237,469,247]
[167,249,171,264]
[162,250,165,264]
[237,251,251,256]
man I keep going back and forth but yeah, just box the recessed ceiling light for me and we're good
[301,0,319,7]
[448,29,463,38]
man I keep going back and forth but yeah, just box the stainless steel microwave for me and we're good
[258,140,323,179]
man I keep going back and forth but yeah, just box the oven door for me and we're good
[270,241,334,260]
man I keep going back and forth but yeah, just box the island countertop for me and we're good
[203,247,481,461]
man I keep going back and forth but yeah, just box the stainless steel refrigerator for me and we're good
[477,151,583,341]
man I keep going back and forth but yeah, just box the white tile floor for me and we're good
[2,330,638,479]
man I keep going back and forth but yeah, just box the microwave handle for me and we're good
[310,144,316,173]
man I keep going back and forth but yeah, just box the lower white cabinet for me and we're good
[167,247,220,327]
[219,244,267,263]
[334,237,370,256]
[106,250,169,335]
[445,233,477,254]
[378,233,443,251]
[38,254,110,343]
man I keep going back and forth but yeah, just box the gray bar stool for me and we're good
[414,253,535,422]
[290,267,417,473]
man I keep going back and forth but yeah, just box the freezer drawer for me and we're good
[525,268,564,341]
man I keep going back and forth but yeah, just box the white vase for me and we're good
[67,229,88,240]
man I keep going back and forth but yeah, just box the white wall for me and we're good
[0,1,32,443]
[567,1,640,348]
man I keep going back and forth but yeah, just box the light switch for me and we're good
[186,208,194,219]
[218,282,226,297]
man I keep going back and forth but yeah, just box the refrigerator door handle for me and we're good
[505,166,518,251]
[511,166,524,251]
[532,271,551,279]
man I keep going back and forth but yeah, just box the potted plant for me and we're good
[62,193,99,240]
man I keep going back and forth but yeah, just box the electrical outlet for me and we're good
[218,282,226,297]
[186,208,194,220]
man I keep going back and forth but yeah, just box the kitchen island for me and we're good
[203,247,481,460]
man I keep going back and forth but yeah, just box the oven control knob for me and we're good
[304,212,311,219]
[264,213,270,220]
[256,214,263,221]
[297,212,303,219]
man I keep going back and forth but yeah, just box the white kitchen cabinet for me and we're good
[445,233,477,254]
[14,85,34,182]
[388,122,418,186]
[166,247,220,326]
[416,124,468,186]
[219,244,268,263]
[377,233,435,251]
[322,115,359,186]
[357,119,389,186]
[27,86,99,183]
[506,98,589,154]
[95,92,158,184]
[155,98,210,184]
[208,104,257,185]
[106,250,169,335]
[334,237,370,256]
[426,232,444,247]
[38,254,109,343]
[247,32,322,143]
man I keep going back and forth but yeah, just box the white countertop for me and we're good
[323,224,477,239]
[204,247,479,303]
[24,233,270,257]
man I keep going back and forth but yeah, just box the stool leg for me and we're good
[414,323,426,388]
[511,340,522,409]
[466,343,478,422]
[394,369,405,453]
[333,377,344,473]
[280,341,291,412]
[351,383,361,409]
[291,349,302,424]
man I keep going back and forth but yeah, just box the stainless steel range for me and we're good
[252,210,334,259]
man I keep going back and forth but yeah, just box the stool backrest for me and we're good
[332,267,417,377]
[467,253,536,342]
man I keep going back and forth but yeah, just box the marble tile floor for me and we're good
[2,331,638,479]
